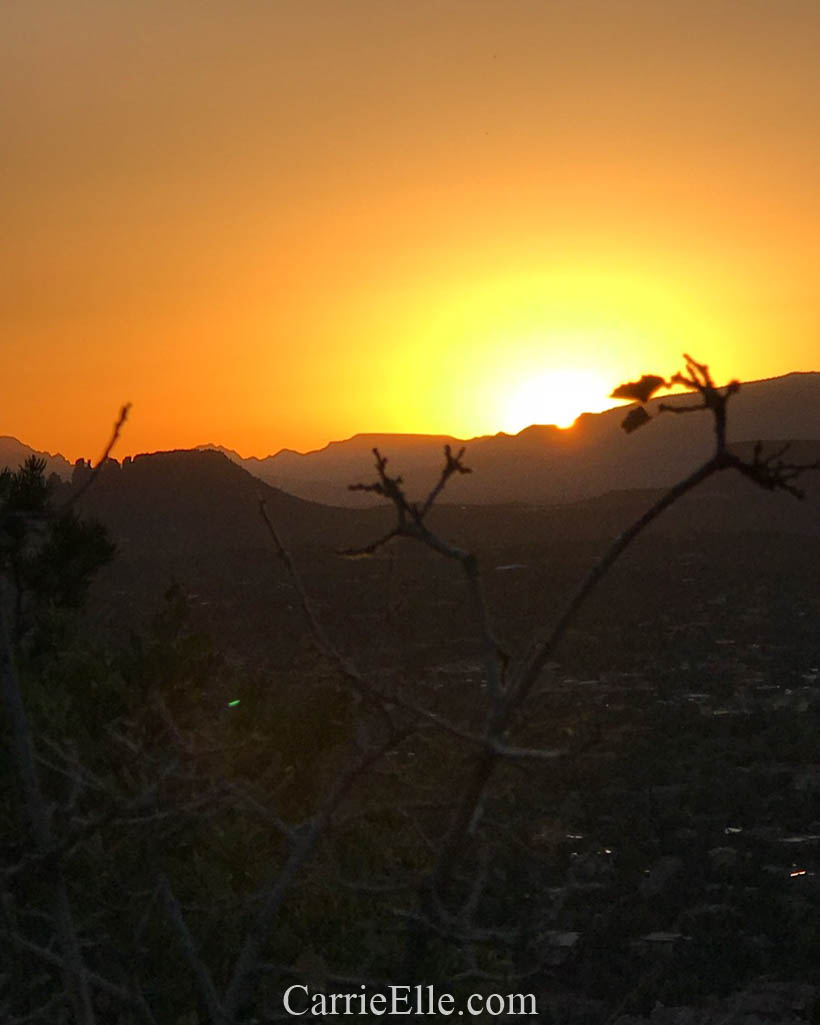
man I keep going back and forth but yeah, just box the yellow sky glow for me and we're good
[2,1,818,461]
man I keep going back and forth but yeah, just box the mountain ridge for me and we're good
[0,435,73,480]
[5,371,819,509]
[198,371,820,507]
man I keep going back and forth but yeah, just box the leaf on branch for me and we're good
[621,406,652,434]
[610,374,667,404]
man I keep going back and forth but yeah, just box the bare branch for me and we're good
[158,875,227,1025]
[338,526,399,558]
[418,444,471,518]
[657,400,706,415]
[63,403,131,510]
[513,454,723,711]
[459,845,491,930]
[259,496,397,733]
[218,780,298,843]
[348,444,471,527]
[724,441,820,499]
[348,448,408,524]
[223,730,407,1020]
[0,927,134,1005]
[348,446,504,704]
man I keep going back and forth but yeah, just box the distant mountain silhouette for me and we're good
[70,438,820,559]
[63,441,820,657]
[8,371,820,515]
[0,436,73,479]
[67,449,371,556]
[203,371,820,507]
[60,449,390,646]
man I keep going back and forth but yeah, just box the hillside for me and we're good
[205,371,820,507]
[10,371,820,510]
[66,441,820,664]
[0,435,73,479]
[70,438,820,569]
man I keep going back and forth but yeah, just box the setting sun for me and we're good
[2,0,818,460]
[503,366,615,432]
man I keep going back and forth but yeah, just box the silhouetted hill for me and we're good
[212,372,820,506]
[63,448,393,654]
[0,436,73,479]
[68,449,367,557]
[60,441,820,668]
[199,434,463,506]
[73,439,820,560]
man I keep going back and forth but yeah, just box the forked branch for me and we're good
[344,445,503,703]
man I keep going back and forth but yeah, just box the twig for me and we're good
[346,447,504,704]
[513,454,722,712]
[0,926,132,1004]
[158,875,228,1025]
[223,730,407,1020]
[338,527,400,559]
[724,441,820,499]
[218,781,297,842]
[63,404,131,511]
[419,444,472,518]
[259,496,398,734]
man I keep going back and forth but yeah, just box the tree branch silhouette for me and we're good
[62,402,131,511]
[344,355,820,978]
[344,446,505,704]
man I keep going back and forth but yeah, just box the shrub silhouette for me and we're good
[1,457,115,655]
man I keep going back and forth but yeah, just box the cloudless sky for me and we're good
[3,0,819,459]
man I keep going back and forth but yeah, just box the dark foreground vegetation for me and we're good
[2,359,819,1024]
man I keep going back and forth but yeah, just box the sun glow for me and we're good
[372,260,735,446]
[503,366,617,432]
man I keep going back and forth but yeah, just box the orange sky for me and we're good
[3,1,819,461]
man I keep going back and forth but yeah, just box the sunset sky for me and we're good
[3,0,819,461]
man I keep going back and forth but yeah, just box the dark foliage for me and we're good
[610,374,668,404]
[1,457,115,653]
